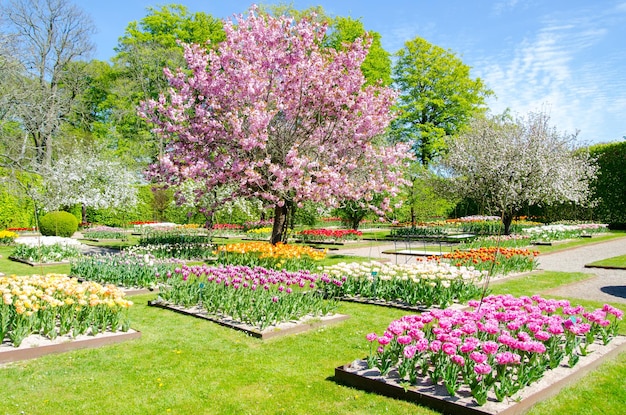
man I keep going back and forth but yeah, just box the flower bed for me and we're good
[138,228,210,245]
[350,295,622,408]
[298,228,363,243]
[213,242,326,271]
[70,252,181,289]
[317,261,487,308]
[0,230,18,245]
[245,226,273,240]
[82,225,127,240]
[125,242,215,260]
[11,242,82,264]
[155,264,339,331]
[209,223,245,237]
[0,274,133,347]
[460,234,532,249]
[523,223,608,243]
[425,247,539,276]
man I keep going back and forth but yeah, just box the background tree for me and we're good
[107,4,225,164]
[35,148,138,223]
[391,36,492,166]
[441,112,597,234]
[142,8,409,244]
[0,0,95,167]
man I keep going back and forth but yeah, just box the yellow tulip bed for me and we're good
[0,274,133,347]
[213,242,327,271]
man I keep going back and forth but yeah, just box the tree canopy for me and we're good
[441,112,597,234]
[391,37,492,166]
[141,7,409,243]
[0,0,96,167]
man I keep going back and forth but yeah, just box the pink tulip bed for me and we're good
[351,294,622,407]
[152,264,341,332]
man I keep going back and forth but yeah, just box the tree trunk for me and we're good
[502,213,513,235]
[270,202,291,245]
[81,204,87,225]
[351,216,361,231]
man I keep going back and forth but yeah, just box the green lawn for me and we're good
[1,235,625,414]
[586,254,626,269]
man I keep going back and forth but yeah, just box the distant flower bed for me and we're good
[126,242,215,260]
[448,215,501,223]
[461,234,532,249]
[363,294,622,406]
[0,230,19,245]
[129,221,158,226]
[157,265,337,330]
[139,228,210,245]
[425,247,539,276]
[390,226,448,238]
[318,261,486,308]
[7,227,37,232]
[523,223,608,242]
[299,228,362,242]
[0,273,133,347]
[245,227,273,239]
[82,225,126,240]
[71,252,181,288]
[214,242,326,271]
[11,243,82,263]
[242,220,273,231]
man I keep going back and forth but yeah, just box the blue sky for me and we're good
[80,0,626,145]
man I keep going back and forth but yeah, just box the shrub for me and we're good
[39,211,79,237]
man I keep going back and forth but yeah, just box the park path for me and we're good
[332,236,626,305]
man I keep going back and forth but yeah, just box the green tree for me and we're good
[106,4,225,163]
[325,17,391,86]
[391,37,492,166]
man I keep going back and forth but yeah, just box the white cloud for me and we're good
[476,9,626,143]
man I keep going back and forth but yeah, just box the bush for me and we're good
[39,211,79,237]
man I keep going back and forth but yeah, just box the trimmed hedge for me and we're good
[39,211,79,237]
[589,141,626,224]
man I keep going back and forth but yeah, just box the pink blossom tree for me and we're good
[140,7,409,243]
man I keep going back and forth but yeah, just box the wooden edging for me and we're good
[334,335,626,415]
[147,300,349,339]
[0,330,141,364]
[8,256,70,267]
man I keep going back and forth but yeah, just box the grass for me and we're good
[1,233,625,414]
[586,254,626,269]
[532,231,626,254]
[0,246,71,275]
[487,271,595,297]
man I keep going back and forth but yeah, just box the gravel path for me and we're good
[537,236,626,304]
[332,236,626,304]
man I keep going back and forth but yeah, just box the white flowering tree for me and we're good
[36,150,138,223]
[441,112,597,234]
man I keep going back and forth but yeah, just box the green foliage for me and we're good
[391,37,492,165]
[588,141,626,224]
[395,165,457,224]
[293,201,322,227]
[0,183,35,229]
[90,5,226,166]
[326,17,392,86]
[39,211,79,237]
